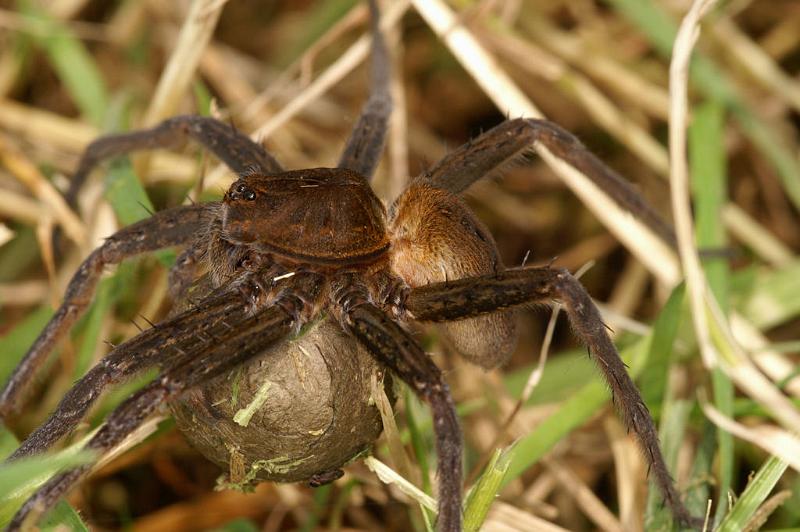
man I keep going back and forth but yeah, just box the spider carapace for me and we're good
[222,168,390,266]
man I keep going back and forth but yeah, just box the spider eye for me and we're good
[232,182,257,201]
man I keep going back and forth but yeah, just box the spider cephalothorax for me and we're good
[221,168,389,264]
[0,2,701,531]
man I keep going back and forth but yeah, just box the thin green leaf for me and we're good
[639,284,685,407]
[711,368,735,522]
[0,428,17,460]
[690,101,729,308]
[40,500,89,532]
[717,455,789,532]
[501,335,651,486]
[210,518,259,532]
[405,386,433,495]
[105,160,176,266]
[17,1,108,125]
[644,399,691,529]
[690,100,734,523]
[0,306,53,384]
[193,80,214,116]
[105,159,156,226]
[72,277,114,380]
[503,349,595,406]
[463,444,516,532]
[0,450,94,525]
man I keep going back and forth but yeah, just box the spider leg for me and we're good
[405,267,700,528]
[0,203,214,418]
[66,115,284,209]
[416,118,676,246]
[8,284,247,460]
[337,0,392,179]
[7,272,322,531]
[335,282,461,532]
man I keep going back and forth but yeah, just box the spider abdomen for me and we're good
[390,184,518,368]
[169,318,387,487]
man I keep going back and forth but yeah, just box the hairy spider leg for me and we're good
[0,203,214,417]
[65,115,284,210]
[332,277,462,532]
[337,0,392,179]
[7,272,324,531]
[8,283,250,460]
[417,118,676,246]
[405,267,701,529]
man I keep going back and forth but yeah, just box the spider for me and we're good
[0,2,699,530]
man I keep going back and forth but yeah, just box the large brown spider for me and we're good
[1,2,699,530]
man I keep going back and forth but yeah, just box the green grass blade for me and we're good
[17,1,108,125]
[0,428,17,459]
[193,80,214,117]
[504,349,594,406]
[105,158,176,266]
[106,159,156,226]
[463,444,515,532]
[501,335,651,486]
[40,500,89,532]
[0,427,89,530]
[0,306,53,384]
[0,450,94,525]
[717,455,788,532]
[639,284,685,408]
[72,277,114,380]
[690,100,734,523]
[710,369,734,521]
[644,399,691,528]
[211,519,259,532]
[690,102,729,307]
[405,386,433,495]
[501,377,607,486]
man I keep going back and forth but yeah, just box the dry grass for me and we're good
[0,0,799,530]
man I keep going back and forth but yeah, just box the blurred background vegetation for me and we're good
[0,0,799,530]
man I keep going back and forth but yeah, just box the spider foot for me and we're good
[308,468,344,488]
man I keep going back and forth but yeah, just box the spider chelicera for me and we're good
[1,1,699,530]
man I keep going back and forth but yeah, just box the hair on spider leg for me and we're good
[138,314,157,329]
[129,318,145,333]
[136,200,155,217]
